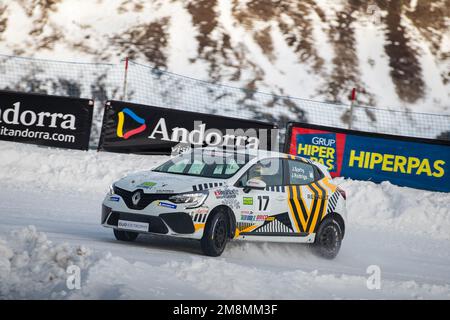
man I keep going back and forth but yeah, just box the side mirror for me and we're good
[244,178,267,193]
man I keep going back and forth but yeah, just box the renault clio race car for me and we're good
[102,148,347,258]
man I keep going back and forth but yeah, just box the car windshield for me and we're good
[153,149,253,179]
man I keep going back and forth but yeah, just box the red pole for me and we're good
[122,57,129,101]
[351,88,356,102]
[348,88,356,129]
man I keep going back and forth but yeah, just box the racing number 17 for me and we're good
[258,196,269,211]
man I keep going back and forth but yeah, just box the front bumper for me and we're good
[102,205,195,235]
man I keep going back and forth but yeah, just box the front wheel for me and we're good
[312,218,342,259]
[113,229,139,242]
[201,210,229,257]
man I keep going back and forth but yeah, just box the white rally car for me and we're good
[102,148,347,258]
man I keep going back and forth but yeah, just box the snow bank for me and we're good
[0,226,95,299]
[163,258,450,299]
[339,178,450,240]
[2,227,448,299]
[74,255,450,299]
[0,141,168,195]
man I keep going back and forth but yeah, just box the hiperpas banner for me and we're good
[0,90,93,150]
[98,101,278,154]
[285,122,450,192]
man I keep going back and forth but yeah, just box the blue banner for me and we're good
[342,135,449,192]
[286,123,450,193]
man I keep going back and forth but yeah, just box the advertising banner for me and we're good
[98,100,278,154]
[285,122,450,192]
[0,90,93,150]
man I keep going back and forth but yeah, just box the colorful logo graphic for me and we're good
[243,197,253,205]
[117,108,146,139]
[289,127,346,177]
[157,201,177,209]
[295,133,337,172]
[137,181,157,189]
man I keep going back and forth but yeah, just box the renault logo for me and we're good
[132,191,142,206]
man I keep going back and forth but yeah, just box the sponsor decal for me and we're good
[137,181,157,189]
[192,207,209,215]
[265,216,275,221]
[118,220,148,232]
[307,193,329,200]
[116,108,147,139]
[241,214,268,222]
[157,201,177,209]
[291,165,314,181]
[109,196,120,202]
[214,189,238,199]
[240,210,254,215]
[155,189,175,193]
[218,187,241,209]
[256,215,269,221]
[192,207,208,222]
[243,197,253,205]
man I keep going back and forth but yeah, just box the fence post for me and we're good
[122,57,129,101]
[348,88,356,130]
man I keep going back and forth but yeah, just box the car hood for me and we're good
[114,170,227,194]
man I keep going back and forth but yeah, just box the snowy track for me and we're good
[1,142,449,299]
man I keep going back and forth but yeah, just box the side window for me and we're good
[187,160,205,175]
[287,160,315,185]
[238,158,283,187]
[167,159,189,173]
[224,160,241,175]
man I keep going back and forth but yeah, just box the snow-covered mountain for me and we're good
[0,0,449,114]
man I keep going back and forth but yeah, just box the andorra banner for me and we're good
[98,100,278,154]
[285,122,450,192]
[0,90,94,150]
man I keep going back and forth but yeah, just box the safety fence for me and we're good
[1,54,449,146]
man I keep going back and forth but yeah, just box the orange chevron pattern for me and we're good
[286,181,329,234]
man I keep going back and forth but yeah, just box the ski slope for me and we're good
[0,141,450,299]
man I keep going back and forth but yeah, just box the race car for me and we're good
[101,148,347,259]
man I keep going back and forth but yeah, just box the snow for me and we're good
[0,226,95,299]
[354,21,400,109]
[399,13,449,114]
[339,178,450,241]
[0,140,450,299]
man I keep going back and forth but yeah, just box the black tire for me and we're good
[201,209,229,257]
[313,218,342,259]
[113,229,139,242]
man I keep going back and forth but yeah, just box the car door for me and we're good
[285,159,327,235]
[235,158,293,235]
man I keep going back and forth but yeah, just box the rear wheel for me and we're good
[201,210,229,257]
[113,229,139,242]
[313,218,342,259]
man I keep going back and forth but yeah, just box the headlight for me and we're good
[108,184,115,195]
[169,191,208,209]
